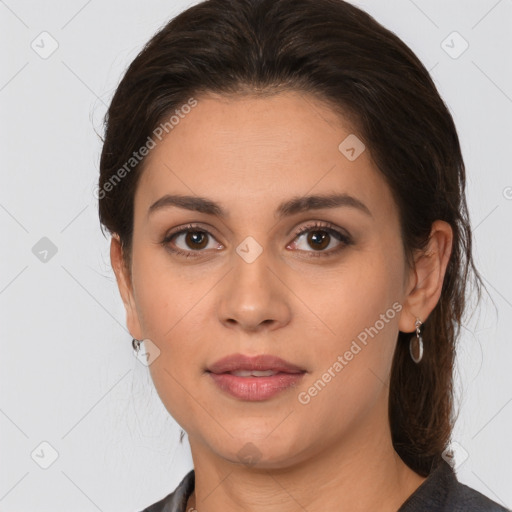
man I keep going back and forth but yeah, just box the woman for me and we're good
[98,0,509,510]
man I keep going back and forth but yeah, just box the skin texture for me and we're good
[111,91,453,512]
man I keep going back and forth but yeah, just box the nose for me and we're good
[216,242,292,333]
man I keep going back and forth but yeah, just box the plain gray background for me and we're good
[1,0,511,510]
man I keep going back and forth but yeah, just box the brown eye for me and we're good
[183,230,209,250]
[306,230,331,251]
[161,224,222,258]
[290,222,352,256]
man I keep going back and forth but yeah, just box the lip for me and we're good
[206,353,307,401]
[207,353,306,374]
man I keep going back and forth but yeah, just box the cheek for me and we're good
[130,243,212,378]
[295,251,402,349]
[133,255,208,427]
[293,269,402,441]
[295,250,404,412]
[130,242,206,339]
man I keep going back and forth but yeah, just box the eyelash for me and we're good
[161,221,353,259]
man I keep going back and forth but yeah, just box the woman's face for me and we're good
[117,91,418,469]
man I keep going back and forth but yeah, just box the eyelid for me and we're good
[291,220,351,240]
[163,222,221,242]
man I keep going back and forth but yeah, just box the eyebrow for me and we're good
[148,192,372,219]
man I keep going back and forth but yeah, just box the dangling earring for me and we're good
[409,318,424,363]
[132,338,141,353]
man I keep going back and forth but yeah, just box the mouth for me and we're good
[206,353,306,401]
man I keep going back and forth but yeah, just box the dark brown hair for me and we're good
[98,0,483,476]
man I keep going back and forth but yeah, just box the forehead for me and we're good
[136,91,397,222]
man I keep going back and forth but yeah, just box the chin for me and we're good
[209,431,311,471]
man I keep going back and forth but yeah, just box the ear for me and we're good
[398,220,453,333]
[110,235,143,340]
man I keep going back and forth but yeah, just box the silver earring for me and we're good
[132,338,141,353]
[409,318,424,363]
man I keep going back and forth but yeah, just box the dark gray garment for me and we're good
[139,460,510,511]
